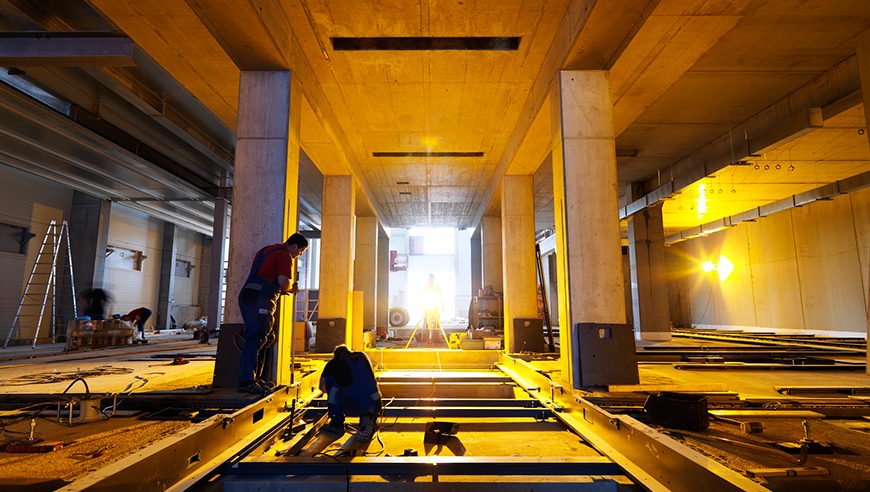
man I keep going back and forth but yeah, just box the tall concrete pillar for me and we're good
[470,231,482,297]
[354,216,378,331]
[157,222,177,330]
[198,236,212,318]
[551,70,632,388]
[856,28,870,374]
[319,176,356,345]
[223,71,301,385]
[207,198,228,331]
[481,216,503,293]
[69,191,111,293]
[628,205,671,341]
[501,176,538,353]
[377,226,390,329]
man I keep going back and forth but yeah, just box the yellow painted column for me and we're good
[319,175,356,347]
[856,28,870,374]
[354,216,379,331]
[222,71,300,386]
[550,70,627,388]
[481,216,503,293]
[501,175,538,353]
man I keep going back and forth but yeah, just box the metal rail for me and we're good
[497,354,771,492]
[672,329,866,353]
[230,456,621,477]
[57,368,323,492]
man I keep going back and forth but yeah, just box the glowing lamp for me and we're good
[701,260,716,273]
[716,256,735,281]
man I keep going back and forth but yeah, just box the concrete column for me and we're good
[856,28,870,373]
[207,198,227,331]
[319,175,356,345]
[377,226,390,329]
[551,70,629,388]
[628,205,671,341]
[226,71,300,322]
[481,216,503,293]
[198,236,212,318]
[470,231,482,297]
[69,191,111,292]
[157,223,177,330]
[500,176,538,353]
[354,216,378,331]
[223,71,301,385]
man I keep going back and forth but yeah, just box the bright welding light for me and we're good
[701,260,716,273]
[716,256,735,282]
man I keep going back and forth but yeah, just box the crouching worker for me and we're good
[319,345,382,442]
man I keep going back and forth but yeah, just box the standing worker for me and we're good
[121,307,152,341]
[419,274,444,345]
[237,233,308,394]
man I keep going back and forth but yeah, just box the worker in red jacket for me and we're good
[122,307,152,341]
[237,233,308,394]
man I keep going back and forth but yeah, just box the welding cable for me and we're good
[100,373,161,418]
[313,451,349,492]
[0,379,87,430]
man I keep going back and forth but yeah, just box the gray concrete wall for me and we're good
[667,186,870,336]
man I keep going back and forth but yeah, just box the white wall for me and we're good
[173,227,204,325]
[104,204,164,322]
[666,186,870,336]
[0,165,73,342]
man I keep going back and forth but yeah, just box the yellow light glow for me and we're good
[421,290,440,311]
[696,183,708,219]
[420,136,439,149]
[701,260,716,273]
[716,256,735,282]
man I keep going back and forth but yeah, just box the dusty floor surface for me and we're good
[0,336,216,491]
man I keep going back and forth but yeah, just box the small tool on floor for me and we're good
[90,444,115,458]
[712,415,763,434]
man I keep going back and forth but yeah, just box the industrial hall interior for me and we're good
[2,0,870,491]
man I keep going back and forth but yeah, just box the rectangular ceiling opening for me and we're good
[332,37,520,51]
[373,152,484,157]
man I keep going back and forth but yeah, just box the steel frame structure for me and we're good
[57,351,781,492]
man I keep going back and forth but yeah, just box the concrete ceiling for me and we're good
[2,0,870,237]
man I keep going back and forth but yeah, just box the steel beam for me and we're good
[0,32,134,66]
[58,369,323,492]
[308,398,544,408]
[303,406,554,419]
[229,456,621,477]
[497,354,771,492]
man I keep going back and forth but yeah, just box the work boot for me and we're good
[321,417,345,436]
[257,379,277,390]
[356,413,377,443]
[237,380,269,395]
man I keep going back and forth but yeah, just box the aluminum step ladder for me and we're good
[3,220,77,349]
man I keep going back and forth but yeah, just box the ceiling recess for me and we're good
[373,152,484,157]
[332,37,520,51]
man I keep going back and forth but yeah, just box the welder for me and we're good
[237,233,308,394]
[319,344,382,442]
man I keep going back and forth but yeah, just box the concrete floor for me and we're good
[0,331,868,491]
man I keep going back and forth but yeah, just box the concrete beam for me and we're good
[0,32,135,66]
[470,0,662,231]
[623,55,863,219]
[183,0,387,228]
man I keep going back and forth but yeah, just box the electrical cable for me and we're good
[313,451,349,492]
